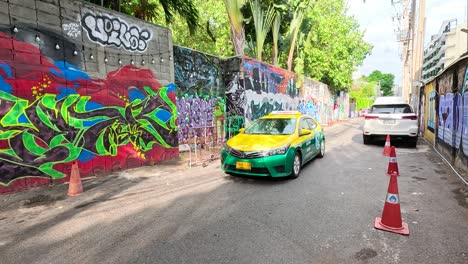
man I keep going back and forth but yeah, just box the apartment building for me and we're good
[422,19,468,82]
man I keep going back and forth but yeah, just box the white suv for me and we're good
[363,96,419,147]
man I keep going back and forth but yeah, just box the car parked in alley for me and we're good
[221,111,325,179]
[363,96,418,147]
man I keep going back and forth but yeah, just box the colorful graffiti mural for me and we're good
[422,62,468,161]
[300,78,338,125]
[438,93,455,145]
[245,90,300,121]
[242,57,298,97]
[173,46,225,143]
[225,115,245,139]
[241,58,299,123]
[174,46,221,98]
[298,99,319,122]
[225,72,246,117]
[0,32,177,187]
[437,73,453,145]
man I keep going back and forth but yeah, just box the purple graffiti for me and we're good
[177,97,224,143]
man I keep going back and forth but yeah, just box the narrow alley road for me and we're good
[1,118,467,264]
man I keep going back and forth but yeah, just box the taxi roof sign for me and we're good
[269,111,301,115]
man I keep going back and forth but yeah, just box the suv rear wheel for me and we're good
[363,135,372,145]
[408,137,418,148]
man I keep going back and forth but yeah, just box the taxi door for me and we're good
[298,118,315,161]
[306,118,320,156]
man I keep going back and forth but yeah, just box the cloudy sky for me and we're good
[347,0,467,84]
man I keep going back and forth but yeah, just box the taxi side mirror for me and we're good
[239,128,245,133]
[300,129,311,136]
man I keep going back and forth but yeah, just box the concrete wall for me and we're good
[301,78,349,125]
[421,56,468,173]
[0,0,178,193]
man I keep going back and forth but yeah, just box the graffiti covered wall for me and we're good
[0,0,177,193]
[300,78,349,125]
[421,56,468,173]
[241,57,299,124]
[222,57,244,138]
[173,46,225,144]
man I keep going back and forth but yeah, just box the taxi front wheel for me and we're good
[290,152,301,179]
[317,140,325,158]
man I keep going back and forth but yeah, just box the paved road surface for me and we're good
[1,118,467,264]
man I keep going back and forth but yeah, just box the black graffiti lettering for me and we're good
[82,12,152,52]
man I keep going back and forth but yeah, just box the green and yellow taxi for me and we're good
[221,111,325,179]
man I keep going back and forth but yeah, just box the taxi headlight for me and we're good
[223,143,232,153]
[263,144,290,156]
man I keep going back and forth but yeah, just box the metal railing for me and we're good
[179,116,245,167]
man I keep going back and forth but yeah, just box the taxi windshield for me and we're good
[244,118,296,135]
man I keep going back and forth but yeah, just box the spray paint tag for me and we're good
[386,193,399,204]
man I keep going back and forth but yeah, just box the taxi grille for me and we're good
[228,149,264,159]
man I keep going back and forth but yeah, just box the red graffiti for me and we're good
[0,32,178,194]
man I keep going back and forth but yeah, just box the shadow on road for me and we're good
[225,173,290,183]
[351,134,420,149]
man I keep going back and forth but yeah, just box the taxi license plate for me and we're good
[383,120,396,124]
[236,161,251,170]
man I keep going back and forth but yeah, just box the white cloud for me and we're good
[347,0,401,82]
[347,0,468,85]
[424,0,466,44]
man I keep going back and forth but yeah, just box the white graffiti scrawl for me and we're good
[81,11,152,52]
[63,23,81,38]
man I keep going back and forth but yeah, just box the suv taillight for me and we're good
[365,115,379,119]
[402,115,417,120]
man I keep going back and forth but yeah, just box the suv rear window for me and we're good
[370,104,413,114]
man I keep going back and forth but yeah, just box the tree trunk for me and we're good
[287,28,298,71]
[229,22,245,56]
[272,45,278,65]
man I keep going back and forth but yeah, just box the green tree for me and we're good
[350,77,377,110]
[301,0,372,91]
[249,0,276,60]
[168,0,233,57]
[286,0,314,71]
[367,70,395,96]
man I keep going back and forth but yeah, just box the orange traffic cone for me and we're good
[374,171,409,235]
[67,161,83,196]
[387,146,399,176]
[383,135,391,156]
